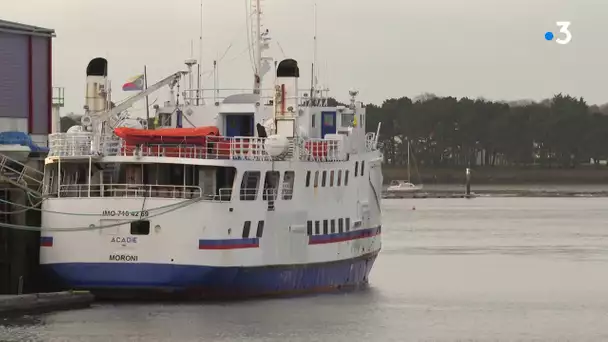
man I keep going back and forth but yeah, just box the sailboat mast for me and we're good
[407,139,411,182]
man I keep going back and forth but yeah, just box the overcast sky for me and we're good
[3,0,608,116]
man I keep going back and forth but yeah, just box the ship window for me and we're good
[307,220,313,236]
[337,170,342,186]
[256,220,264,238]
[338,218,344,233]
[330,219,336,234]
[361,161,365,176]
[242,221,251,238]
[354,161,359,177]
[345,170,350,186]
[305,171,311,187]
[323,220,328,235]
[312,114,316,128]
[240,171,261,200]
[282,171,295,200]
[330,171,334,187]
[314,171,319,188]
[315,221,320,235]
[345,218,351,232]
[322,171,327,187]
[130,220,150,235]
[341,113,354,127]
[263,171,280,201]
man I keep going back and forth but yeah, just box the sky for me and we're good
[3,0,608,117]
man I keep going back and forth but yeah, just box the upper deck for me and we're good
[47,131,380,164]
[52,58,381,165]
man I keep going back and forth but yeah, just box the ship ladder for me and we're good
[0,153,44,197]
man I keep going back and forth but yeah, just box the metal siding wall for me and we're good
[31,36,49,134]
[0,32,28,119]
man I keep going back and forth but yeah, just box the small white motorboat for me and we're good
[387,180,423,193]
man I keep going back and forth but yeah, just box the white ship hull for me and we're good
[40,154,384,298]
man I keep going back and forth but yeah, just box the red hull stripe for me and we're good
[309,226,381,245]
[199,238,259,250]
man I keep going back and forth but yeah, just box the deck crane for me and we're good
[79,71,188,155]
[81,71,187,131]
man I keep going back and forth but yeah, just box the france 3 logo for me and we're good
[545,22,572,45]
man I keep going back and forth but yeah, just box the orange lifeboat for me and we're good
[114,126,220,145]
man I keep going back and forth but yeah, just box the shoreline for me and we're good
[383,166,608,185]
[382,190,608,199]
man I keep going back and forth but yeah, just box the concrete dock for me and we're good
[0,291,94,317]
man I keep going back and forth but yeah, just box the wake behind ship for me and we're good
[37,3,384,299]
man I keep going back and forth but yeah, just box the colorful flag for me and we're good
[122,74,145,92]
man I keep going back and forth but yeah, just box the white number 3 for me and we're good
[555,22,572,45]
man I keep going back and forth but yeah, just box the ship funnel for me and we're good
[274,59,299,115]
[276,59,299,78]
[85,57,109,114]
[273,59,299,138]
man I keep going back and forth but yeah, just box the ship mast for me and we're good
[311,2,318,106]
[252,0,262,94]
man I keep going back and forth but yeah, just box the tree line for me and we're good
[60,93,608,168]
[362,94,608,168]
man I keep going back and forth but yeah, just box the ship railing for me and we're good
[100,136,122,155]
[238,188,279,201]
[206,187,233,202]
[262,187,279,201]
[239,188,260,201]
[117,136,274,161]
[181,88,330,106]
[48,132,93,157]
[299,138,345,162]
[48,133,121,157]
[281,185,293,200]
[52,184,203,199]
[236,187,293,202]
[50,134,348,162]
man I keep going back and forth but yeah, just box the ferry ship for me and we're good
[38,3,384,298]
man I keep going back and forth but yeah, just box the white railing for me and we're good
[181,88,331,106]
[49,132,93,157]
[49,134,350,162]
[299,138,344,162]
[210,188,233,202]
[117,136,274,161]
[53,184,202,199]
[49,133,121,157]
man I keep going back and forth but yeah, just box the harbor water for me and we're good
[3,196,608,341]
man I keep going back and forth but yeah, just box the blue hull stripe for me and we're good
[198,237,259,250]
[309,226,381,245]
[41,252,379,298]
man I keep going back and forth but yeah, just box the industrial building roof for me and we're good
[0,19,55,37]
